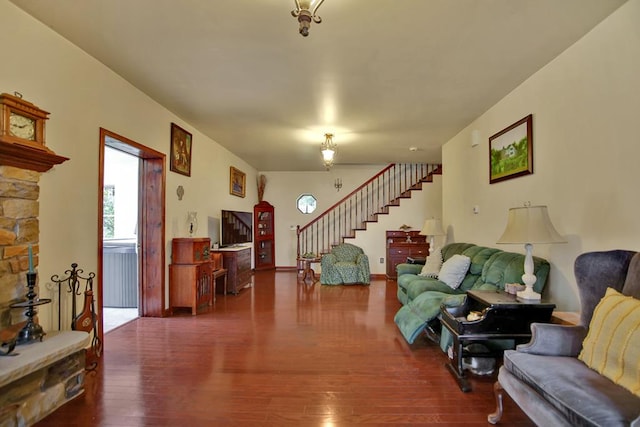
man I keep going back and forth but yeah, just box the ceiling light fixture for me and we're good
[320,133,336,170]
[291,0,325,37]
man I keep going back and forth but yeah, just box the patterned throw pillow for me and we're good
[579,287,640,397]
[437,254,471,289]
[419,247,443,277]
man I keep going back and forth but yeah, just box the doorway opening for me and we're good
[102,146,140,332]
[97,128,166,348]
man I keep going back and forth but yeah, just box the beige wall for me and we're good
[442,0,640,311]
[263,167,442,274]
[1,1,257,329]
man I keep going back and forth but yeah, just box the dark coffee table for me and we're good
[440,289,555,392]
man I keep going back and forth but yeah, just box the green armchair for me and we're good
[320,243,370,285]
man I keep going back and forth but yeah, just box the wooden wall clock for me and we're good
[0,92,68,172]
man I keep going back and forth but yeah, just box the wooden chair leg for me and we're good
[487,380,504,424]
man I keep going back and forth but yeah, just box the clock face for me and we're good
[9,112,36,141]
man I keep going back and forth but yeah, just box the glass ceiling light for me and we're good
[320,133,336,170]
[291,0,325,37]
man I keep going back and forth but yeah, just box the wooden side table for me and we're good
[297,257,321,283]
[551,311,580,325]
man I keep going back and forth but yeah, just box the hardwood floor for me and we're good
[36,271,534,426]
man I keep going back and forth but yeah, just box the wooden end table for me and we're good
[297,257,322,283]
[551,311,580,325]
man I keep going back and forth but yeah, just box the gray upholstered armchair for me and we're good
[320,243,370,285]
[489,250,640,426]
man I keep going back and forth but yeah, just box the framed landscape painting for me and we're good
[170,123,192,176]
[489,114,533,184]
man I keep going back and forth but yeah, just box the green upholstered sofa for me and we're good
[394,242,550,344]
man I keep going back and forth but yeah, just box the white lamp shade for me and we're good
[497,205,565,244]
[419,219,445,236]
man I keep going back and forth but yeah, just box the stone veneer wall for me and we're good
[0,165,40,330]
[0,331,88,427]
[0,352,84,426]
[0,165,89,426]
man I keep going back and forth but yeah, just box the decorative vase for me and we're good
[257,174,267,202]
[186,212,198,237]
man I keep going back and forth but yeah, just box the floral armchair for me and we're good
[320,243,370,285]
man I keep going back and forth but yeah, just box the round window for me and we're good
[296,194,317,214]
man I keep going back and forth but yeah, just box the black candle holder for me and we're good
[10,272,51,344]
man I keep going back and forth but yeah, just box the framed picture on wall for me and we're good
[489,114,533,184]
[230,166,246,198]
[170,123,192,176]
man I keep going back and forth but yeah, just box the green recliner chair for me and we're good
[320,243,370,285]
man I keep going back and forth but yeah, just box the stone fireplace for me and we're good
[0,140,87,425]
[0,165,40,329]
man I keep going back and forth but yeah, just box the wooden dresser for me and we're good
[386,230,429,279]
[169,237,213,315]
[213,246,252,294]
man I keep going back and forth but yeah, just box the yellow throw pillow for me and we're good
[579,287,640,397]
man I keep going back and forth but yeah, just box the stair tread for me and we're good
[297,163,441,256]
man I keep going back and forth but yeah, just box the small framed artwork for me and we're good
[489,114,533,184]
[170,123,193,176]
[230,166,246,198]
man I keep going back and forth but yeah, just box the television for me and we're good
[220,210,253,247]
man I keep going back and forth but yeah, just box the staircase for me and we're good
[296,163,442,258]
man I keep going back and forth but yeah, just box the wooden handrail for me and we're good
[298,164,395,234]
[296,163,441,259]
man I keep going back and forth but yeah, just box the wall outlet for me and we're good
[379,257,384,264]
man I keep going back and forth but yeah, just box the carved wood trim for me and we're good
[0,140,68,172]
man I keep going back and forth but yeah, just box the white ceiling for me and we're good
[10,0,626,171]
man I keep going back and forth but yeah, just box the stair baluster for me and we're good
[296,163,441,260]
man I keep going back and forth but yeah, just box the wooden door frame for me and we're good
[98,128,166,343]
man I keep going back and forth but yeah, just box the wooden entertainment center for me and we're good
[170,238,251,313]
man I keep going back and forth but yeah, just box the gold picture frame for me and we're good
[170,123,192,176]
[230,166,246,198]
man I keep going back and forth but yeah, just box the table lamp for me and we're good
[496,204,565,300]
[419,218,446,255]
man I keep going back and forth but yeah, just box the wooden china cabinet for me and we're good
[386,230,429,279]
[254,201,275,270]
